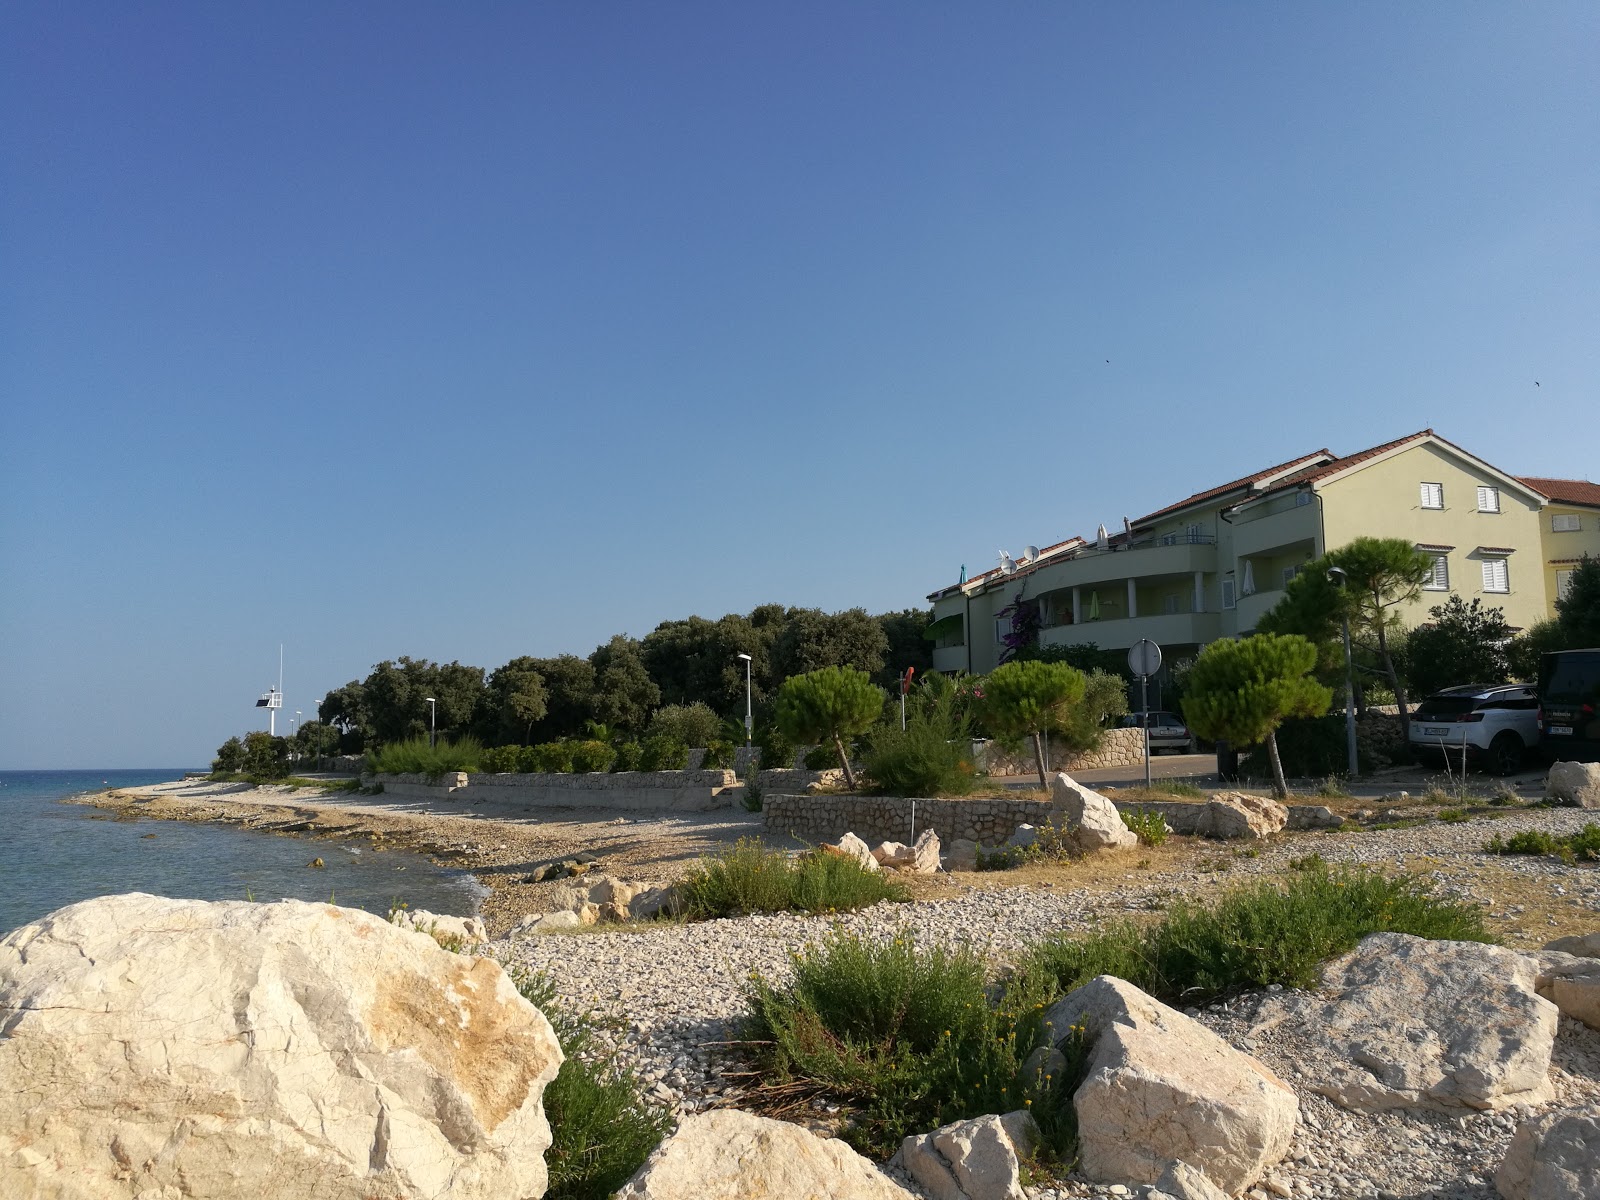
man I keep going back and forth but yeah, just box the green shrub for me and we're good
[802,744,837,771]
[679,839,907,919]
[638,735,688,772]
[1240,714,1371,782]
[526,741,576,773]
[1026,864,1493,1004]
[754,725,796,771]
[745,931,1075,1160]
[1437,807,1470,824]
[569,740,616,773]
[862,710,976,798]
[366,736,483,779]
[1485,824,1600,864]
[514,972,673,1200]
[611,742,642,772]
[647,702,723,750]
[701,739,735,770]
[1121,808,1169,847]
[481,745,523,773]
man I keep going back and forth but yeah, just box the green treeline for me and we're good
[315,605,935,754]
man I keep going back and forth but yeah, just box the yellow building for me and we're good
[927,429,1594,680]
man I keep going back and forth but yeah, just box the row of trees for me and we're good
[1258,541,1600,733]
[309,606,935,755]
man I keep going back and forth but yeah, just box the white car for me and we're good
[1120,711,1195,754]
[1408,684,1540,776]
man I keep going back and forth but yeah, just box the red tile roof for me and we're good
[1255,429,1435,495]
[1132,449,1335,526]
[1518,476,1600,508]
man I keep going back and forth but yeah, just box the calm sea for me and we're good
[0,770,486,936]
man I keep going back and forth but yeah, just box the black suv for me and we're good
[1539,649,1600,762]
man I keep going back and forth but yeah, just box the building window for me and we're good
[1282,565,1302,589]
[1221,577,1236,610]
[1557,569,1576,599]
[1420,482,1444,509]
[1294,490,1312,507]
[1476,486,1501,513]
[1553,514,1582,532]
[1481,557,1509,593]
[995,617,1010,644]
[1164,594,1180,614]
[1424,554,1449,591]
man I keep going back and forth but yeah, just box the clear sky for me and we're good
[3,3,1596,768]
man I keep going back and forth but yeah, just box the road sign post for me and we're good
[1127,639,1163,789]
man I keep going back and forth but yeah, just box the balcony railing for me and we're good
[1150,531,1217,547]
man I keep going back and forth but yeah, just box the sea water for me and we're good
[0,770,486,936]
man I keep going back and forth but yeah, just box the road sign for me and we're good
[1127,638,1162,678]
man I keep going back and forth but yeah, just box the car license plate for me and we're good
[1548,726,1573,736]
[1421,727,1451,737]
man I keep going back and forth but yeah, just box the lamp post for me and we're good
[736,654,752,745]
[1325,567,1358,779]
[425,697,437,749]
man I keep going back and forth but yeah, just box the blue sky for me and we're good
[3,3,1596,768]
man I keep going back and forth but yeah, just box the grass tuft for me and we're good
[1120,808,1170,847]
[515,971,674,1200]
[679,838,908,919]
[1484,823,1600,864]
[1024,864,1493,1005]
[1437,807,1471,824]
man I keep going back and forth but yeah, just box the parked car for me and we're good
[1408,683,1539,776]
[1538,649,1600,762]
[1120,710,1195,754]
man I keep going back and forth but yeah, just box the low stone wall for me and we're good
[764,793,1053,846]
[369,769,743,813]
[974,726,1146,776]
[755,768,841,794]
[763,792,1343,846]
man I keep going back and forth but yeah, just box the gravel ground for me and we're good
[499,804,1600,1200]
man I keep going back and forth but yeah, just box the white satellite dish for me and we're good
[998,552,1016,574]
[1022,545,1040,563]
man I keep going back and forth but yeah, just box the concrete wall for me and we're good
[369,769,742,812]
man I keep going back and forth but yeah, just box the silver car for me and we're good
[1121,711,1195,754]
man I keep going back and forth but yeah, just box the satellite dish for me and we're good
[999,552,1016,574]
[1024,545,1040,562]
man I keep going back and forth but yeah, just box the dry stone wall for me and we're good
[975,726,1146,776]
[370,770,741,812]
[764,793,1053,846]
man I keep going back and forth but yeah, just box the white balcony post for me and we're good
[1126,578,1138,619]
[1072,587,1081,624]
[1193,570,1205,613]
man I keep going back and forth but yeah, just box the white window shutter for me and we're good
[1481,558,1509,593]
[1477,486,1500,513]
[1420,482,1443,509]
[1557,569,1575,599]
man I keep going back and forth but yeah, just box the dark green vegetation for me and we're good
[979,660,1087,789]
[863,672,977,797]
[514,972,674,1200]
[775,667,885,789]
[679,839,908,919]
[1120,808,1169,846]
[745,930,1081,1161]
[1484,823,1600,864]
[364,736,484,777]
[1026,864,1491,1004]
[740,864,1487,1169]
[1182,634,1331,799]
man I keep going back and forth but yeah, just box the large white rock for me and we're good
[0,893,563,1200]
[1546,761,1600,808]
[1543,931,1600,959]
[1042,976,1297,1194]
[1151,1160,1230,1200]
[943,838,980,873]
[911,828,942,873]
[1532,951,1600,1030]
[1049,773,1137,851]
[822,831,880,871]
[613,1109,914,1200]
[1252,933,1557,1113]
[1494,1105,1600,1200]
[388,906,488,945]
[1195,792,1288,839]
[895,1111,1037,1200]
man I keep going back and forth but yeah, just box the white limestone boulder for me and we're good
[1545,761,1600,808]
[894,1111,1037,1200]
[1251,933,1557,1113]
[613,1109,914,1200]
[1151,1160,1230,1200]
[943,837,980,873]
[1543,931,1600,959]
[911,828,942,873]
[1196,792,1288,839]
[1494,1104,1600,1200]
[873,840,912,867]
[388,906,488,945]
[1041,975,1297,1194]
[1531,951,1600,1031]
[1049,772,1136,851]
[821,831,880,871]
[0,893,563,1200]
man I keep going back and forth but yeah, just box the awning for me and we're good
[923,614,965,642]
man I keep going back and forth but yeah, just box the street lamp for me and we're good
[425,697,437,749]
[1325,567,1358,779]
[736,654,753,745]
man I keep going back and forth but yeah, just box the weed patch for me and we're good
[1120,808,1170,847]
[679,839,908,918]
[515,972,673,1200]
[1484,823,1600,864]
[744,931,1080,1162]
[1025,865,1493,1005]
[1437,808,1471,824]
[366,736,483,778]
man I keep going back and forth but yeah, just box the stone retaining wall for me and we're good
[974,726,1147,776]
[764,793,1054,846]
[369,769,742,812]
[763,792,1343,845]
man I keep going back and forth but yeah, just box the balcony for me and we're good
[1025,539,1218,590]
[1232,588,1285,632]
[1039,611,1221,651]
[931,644,968,673]
[1228,500,1321,560]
